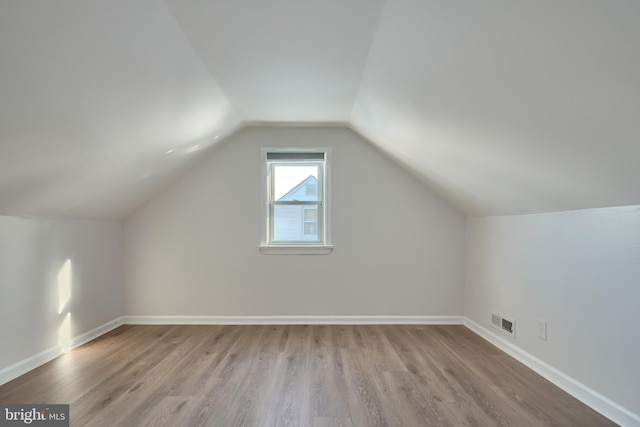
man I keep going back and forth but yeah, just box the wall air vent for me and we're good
[491,313,515,338]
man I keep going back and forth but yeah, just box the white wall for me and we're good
[124,126,465,317]
[465,206,640,416]
[0,216,124,373]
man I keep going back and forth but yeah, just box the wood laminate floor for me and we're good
[0,325,616,426]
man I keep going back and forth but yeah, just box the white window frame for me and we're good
[259,148,332,255]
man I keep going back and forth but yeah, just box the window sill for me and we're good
[259,245,333,255]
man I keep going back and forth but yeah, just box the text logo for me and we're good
[1,405,68,426]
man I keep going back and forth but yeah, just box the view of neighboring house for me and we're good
[274,175,319,241]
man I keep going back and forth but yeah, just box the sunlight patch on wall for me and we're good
[57,259,72,353]
[57,259,71,314]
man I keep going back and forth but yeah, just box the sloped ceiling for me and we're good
[0,0,240,219]
[352,0,640,215]
[1,0,639,219]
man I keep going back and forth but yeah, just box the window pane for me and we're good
[273,205,319,241]
[273,205,302,241]
[273,165,319,201]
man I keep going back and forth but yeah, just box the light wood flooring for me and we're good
[0,325,616,426]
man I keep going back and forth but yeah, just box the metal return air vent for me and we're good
[491,313,515,338]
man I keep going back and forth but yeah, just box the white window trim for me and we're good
[258,245,333,255]
[259,147,333,255]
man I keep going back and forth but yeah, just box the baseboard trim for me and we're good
[0,347,60,388]
[71,317,124,349]
[0,316,125,387]
[123,315,464,325]
[463,317,640,427]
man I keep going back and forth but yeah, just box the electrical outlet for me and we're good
[537,319,547,340]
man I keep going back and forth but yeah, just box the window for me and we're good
[260,150,332,254]
[303,206,318,236]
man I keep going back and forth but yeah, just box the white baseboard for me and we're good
[123,315,464,325]
[0,316,124,387]
[0,347,61,388]
[70,317,124,349]
[463,317,640,427]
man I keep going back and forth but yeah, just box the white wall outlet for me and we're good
[537,319,547,340]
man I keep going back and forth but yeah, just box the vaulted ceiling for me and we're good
[1,0,639,219]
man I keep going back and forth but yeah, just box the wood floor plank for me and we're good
[0,325,617,427]
[383,325,499,426]
[310,326,352,418]
[312,416,355,427]
[338,346,389,426]
[265,326,314,426]
[137,396,198,427]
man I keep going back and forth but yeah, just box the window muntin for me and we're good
[266,152,325,245]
